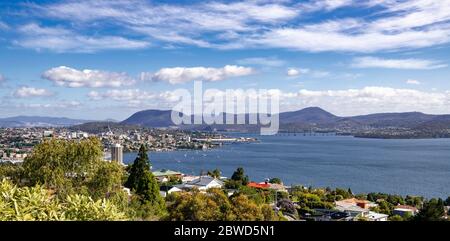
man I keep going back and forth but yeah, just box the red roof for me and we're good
[247,182,270,189]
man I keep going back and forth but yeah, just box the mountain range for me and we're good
[2,107,450,137]
[0,116,92,128]
[120,107,450,133]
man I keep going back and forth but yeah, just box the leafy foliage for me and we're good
[22,137,104,196]
[414,198,445,221]
[165,188,277,221]
[0,179,127,221]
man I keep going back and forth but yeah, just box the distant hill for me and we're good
[0,116,91,128]
[120,107,450,134]
[4,108,450,137]
[121,109,176,127]
[348,112,437,128]
[280,107,339,124]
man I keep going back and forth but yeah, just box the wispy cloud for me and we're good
[88,89,181,107]
[351,56,447,69]
[19,0,450,53]
[0,21,8,30]
[42,66,136,88]
[14,23,149,53]
[406,79,421,85]
[236,57,285,67]
[13,86,54,98]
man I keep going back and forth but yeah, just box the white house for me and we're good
[177,176,224,191]
[159,186,182,198]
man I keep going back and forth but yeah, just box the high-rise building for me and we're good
[111,144,123,164]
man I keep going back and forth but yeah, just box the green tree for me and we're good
[389,215,404,221]
[207,168,221,179]
[0,162,23,184]
[230,194,264,221]
[230,167,249,185]
[87,161,125,200]
[125,145,151,191]
[414,198,445,221]
[125,145,164,212]
[269,177,282,184]
[22,138,103,196]
[445,196,450,206]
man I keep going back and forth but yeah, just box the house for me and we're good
[393,205,419,217]
[177,176,224,191]
[335,198,387,221]
[367,211,389,221]
[152,169,183,183]
[334,204,370,219]
[247,182,270,189]
[247,181,288,192]
[181,175,200,183]
[159,186,182,198]
[335,198,378,210]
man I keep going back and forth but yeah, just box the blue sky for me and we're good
[0,0,450,120]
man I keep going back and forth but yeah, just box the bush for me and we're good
[0,179,128,221]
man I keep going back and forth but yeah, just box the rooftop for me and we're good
[152,169,182,177]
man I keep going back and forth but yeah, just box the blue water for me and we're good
[124,134,450,198]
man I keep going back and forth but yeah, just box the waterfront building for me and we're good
[111,143,123,164]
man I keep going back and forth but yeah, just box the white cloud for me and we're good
[287,68,301,77]
[15,23,149,53]
[236,57,285,67]
[0,74,5,83]
[406,79,421,85]
[269,86,450,115]
[150,65,254,84]
[88,85,450,115]
[87,89,181,107]
[287,68,329,78]
[13,86,53,98]
[42,66,136,88]
[18,101,81,109]
[352,56,447,69]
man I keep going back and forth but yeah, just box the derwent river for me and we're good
[124,134,450,198]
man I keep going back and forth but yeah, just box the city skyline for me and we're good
[1,0,450,120]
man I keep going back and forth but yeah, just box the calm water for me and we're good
[124,134,450,198]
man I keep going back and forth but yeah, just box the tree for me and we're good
[138,171,165,209]
[22,138,103,196]
[207,169,221,179]
[277,198,298,217]
[125,145,164,212]
[414,198,445,221]
[165,189,277,221]
[87,161,125,200]
[165,189,228,221]
[125,145,151,191]
[445,196,450,206]
[0,162,23,184]
[269,177,282,184]
[230,194,264,221]
[230,167,249,185]
[389,215,404,221]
